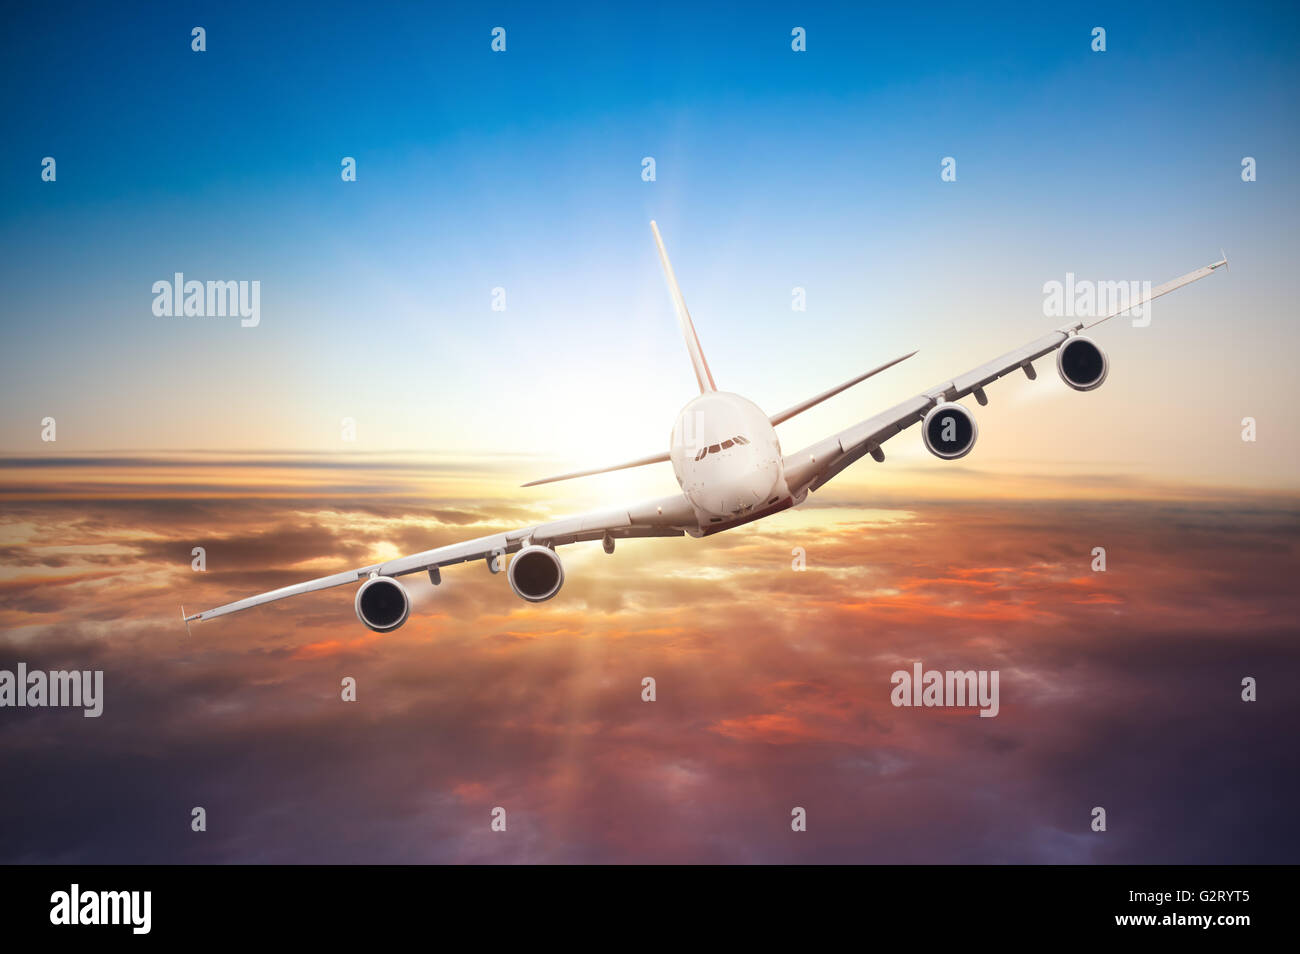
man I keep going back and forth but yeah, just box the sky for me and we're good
[1,1,1298,492]
[1,1,1298,864]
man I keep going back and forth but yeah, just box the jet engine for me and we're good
[1056,335,1108,391]
[922,402,978,460]
[508,545,565,602]
[354,575,411,632]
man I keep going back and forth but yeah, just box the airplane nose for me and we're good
[703,457,779,516]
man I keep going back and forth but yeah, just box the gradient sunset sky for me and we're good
[2,1,1298,864]
[2,1,1298,494]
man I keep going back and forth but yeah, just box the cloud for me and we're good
[0,459,1297,862]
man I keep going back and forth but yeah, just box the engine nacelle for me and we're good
[508,545,565,603]
[1057,335,1108,391]
[354,576,411,632]
[922,402,978,460]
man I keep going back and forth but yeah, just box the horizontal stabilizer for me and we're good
[522,450,671,487]
[769,350,917,426]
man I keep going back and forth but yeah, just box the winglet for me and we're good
[651,220,717,393]
[181,604,194,637]
[1218,249,1229,273]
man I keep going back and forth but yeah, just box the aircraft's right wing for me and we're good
[185,491,698,623]
[782,257,1228,497]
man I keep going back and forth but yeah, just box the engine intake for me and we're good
[354,576,411,632]
[1057,335,1108,391]
[508,545,565,602]
[922,402,978,460]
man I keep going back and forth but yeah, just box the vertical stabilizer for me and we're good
[650,220,717,393]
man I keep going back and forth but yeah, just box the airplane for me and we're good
[184,222,1227,634]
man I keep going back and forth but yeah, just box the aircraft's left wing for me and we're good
[782,257,1227,496]
[185,491,697,623]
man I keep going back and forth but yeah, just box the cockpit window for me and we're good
[692,436,750,461]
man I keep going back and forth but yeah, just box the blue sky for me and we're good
[2,0,1297,488]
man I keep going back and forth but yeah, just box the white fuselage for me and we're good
[669,391,789,519]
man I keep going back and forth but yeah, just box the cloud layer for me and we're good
[1,460,1297,863]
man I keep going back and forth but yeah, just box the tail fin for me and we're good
[651,220,717,393]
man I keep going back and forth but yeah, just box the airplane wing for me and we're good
[782,257,1228,497]
[185,491,698,622]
